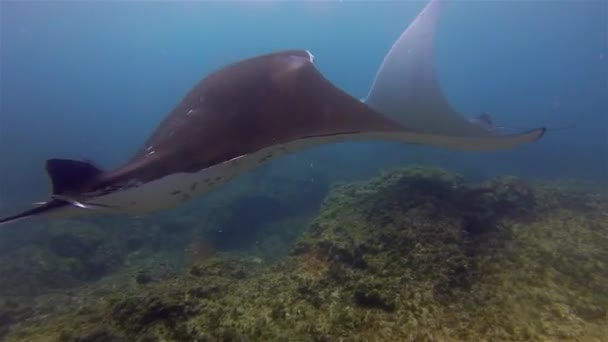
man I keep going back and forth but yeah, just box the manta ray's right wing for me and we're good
[364,0,545,150]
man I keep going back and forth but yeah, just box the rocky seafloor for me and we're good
[1,166,607,341]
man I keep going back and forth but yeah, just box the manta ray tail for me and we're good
[364,0,545,150]
[0,159,102,226]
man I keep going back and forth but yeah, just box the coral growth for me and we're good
[183,239,216,269]
[2,166,607,341]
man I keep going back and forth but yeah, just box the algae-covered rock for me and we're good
[44,222,105,259]
[58,326,127,342]
[3,166,608,341]
[0,220,130,297]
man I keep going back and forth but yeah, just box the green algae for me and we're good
[3,166,608,341]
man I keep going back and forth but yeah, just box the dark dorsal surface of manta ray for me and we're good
[0,0,545,226]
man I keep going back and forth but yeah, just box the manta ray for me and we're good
[0,0,545,226]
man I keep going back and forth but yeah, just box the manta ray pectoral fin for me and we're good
[0,158,106,227]
[286,128,544,152]
[364,0,546,149]
[379,127,546,151]
[46,158,104,195]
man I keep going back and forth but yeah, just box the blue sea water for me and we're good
[0,1,607,339]
[1,0,606,212]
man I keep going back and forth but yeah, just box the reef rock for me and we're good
[4,166,608,341]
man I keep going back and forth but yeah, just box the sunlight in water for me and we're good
[235,0,338,16]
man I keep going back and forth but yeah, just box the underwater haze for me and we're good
[1,0,606,207]
[0,0,607,341]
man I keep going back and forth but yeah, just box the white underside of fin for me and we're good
[365,0,541,138]
[52,127,543,218]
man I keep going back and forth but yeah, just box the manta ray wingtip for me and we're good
[536,127,548,140]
